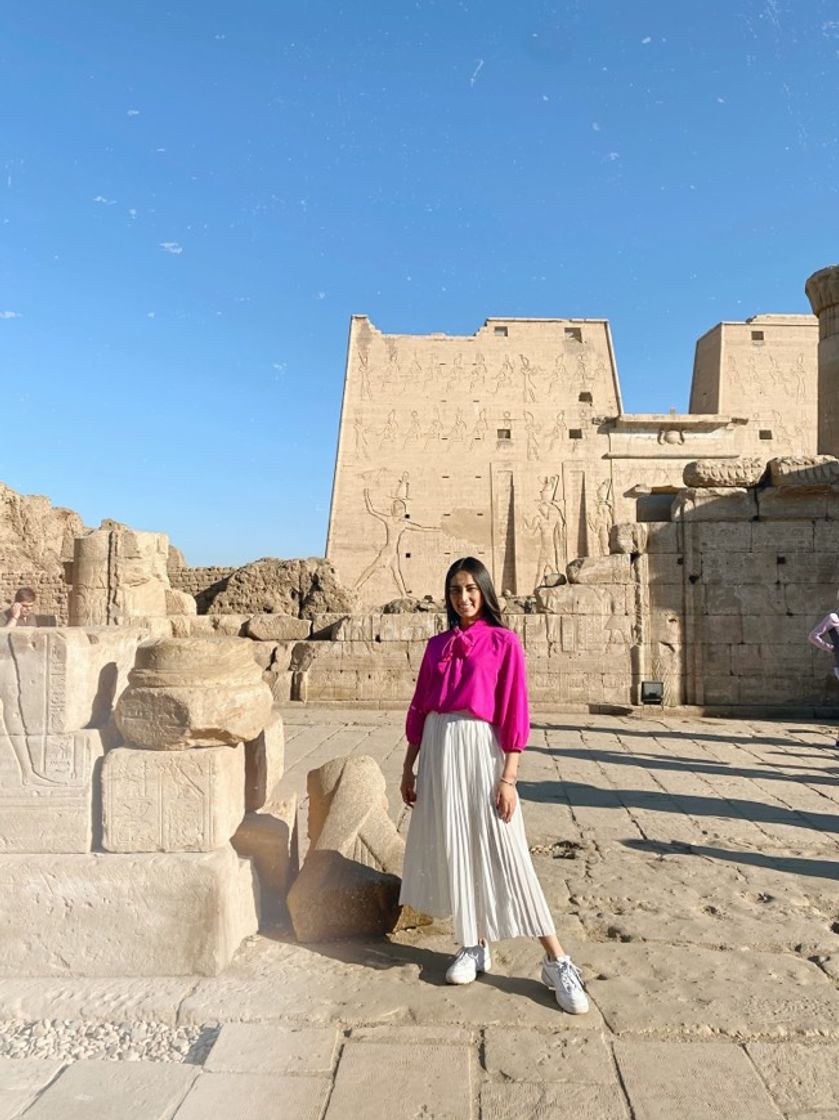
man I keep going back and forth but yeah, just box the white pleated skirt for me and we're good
[399,711,556,946]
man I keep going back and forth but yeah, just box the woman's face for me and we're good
[448,570,484,626]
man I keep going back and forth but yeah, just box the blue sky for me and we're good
[3,1,838,566]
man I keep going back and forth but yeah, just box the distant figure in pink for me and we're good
[808,605,839,681]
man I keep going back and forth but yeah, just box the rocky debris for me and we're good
[0,1019,218,1064]
[382,595,444,614]
[500,592,538,613]
[115,636,273,750]
[682,458,766,488]
[245,614,312,641]
[567,555,633,585]
[610,523,649,555]
[0,482,84,572]
[207,557,357,620]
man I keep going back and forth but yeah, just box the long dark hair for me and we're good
[444,556,505,630]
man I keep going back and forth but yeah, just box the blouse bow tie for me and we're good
[439,627,475,666]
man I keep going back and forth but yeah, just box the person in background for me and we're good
[808,600,839,746]
[4,587,37,628]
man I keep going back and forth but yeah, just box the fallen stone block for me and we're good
[244,706,285,811]
[232,796,298,925]
[769,454,839,488]
[287,850,403,941]
[114,636,273,750]
[101,744,245,853]
[567,555,633,585]
[165,588,197,616]
[683,457,766,488]
[0,845,258,976]
[246,614,312,641]
[609,523,649,555]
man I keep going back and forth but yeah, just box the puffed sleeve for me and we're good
[495,633,530,752]
[405,639,435,747]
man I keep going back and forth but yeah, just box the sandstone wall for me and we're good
[169,566,236,612]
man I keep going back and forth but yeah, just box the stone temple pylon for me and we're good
[805,264,839,457]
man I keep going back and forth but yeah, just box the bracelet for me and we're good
[499,777,517,787]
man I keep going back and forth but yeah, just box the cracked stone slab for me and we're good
[0,979,196,1026]
[325,1041,471,1120]
[745,1041,839,1113]
[0,1060,64,1120]
[614,1039,783,1119]
[581,942,839,1039]
[173,1072,330,1120]
[483,1029,614,1083]
[20,1060,198,1120]
[204,1023,338,1075]
[480,1081,630,1120]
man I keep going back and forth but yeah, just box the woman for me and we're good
[398,556,588,1014]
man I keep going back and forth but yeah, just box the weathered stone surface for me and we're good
[745,1041,839,1114]
[683,457,766,488]
[232,797,298,924]
[172,1073,330,1120]
[165,587,196,616]
[245,614,312,641]
[114,637,273,750]
[567,555,633,585]
[204,1023,337,1074]
[769,454,839,487]
[287,755,410,941]
[613,1039,783,1120]
[170,614,249,637]
[326,1041,471,1120]
[0,846,258,976]
[19,1060,198,1120]
[483,1029,615,1084]
[245,707,285,811]
[610,522,649,554]
[0,729,106,854]
[756,487,830,519]
[208,557,357,620]
[0,1059,65,1120]
[381,595,444,613]
[68,528,169,626]
[481,1082,629,1120]
[101,744,245,853]
[671,487,758,521]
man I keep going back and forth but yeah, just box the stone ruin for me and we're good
[2,262,839,973]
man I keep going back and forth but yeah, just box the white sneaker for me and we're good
[541,954,589,1014]
[445,941,492,985]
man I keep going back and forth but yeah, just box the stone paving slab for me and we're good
[324,1040,471,1120]
[483,1028,614,1083]
[745,1041,839,1114]
[0,1060,63,1120]
[480,1081,630,1120]
[203,1023,338,1075]
[613,1039,783,1120]
[20,1060,198,1120]
[584,942,839,1040]
[172,1072,330,1120]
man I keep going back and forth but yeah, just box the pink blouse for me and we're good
[405,619,530,753]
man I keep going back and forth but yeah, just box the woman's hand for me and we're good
[400,770,417,808]
[495,780,517,824]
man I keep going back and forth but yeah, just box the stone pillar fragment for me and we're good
[114,637,273,750]
[805,264,839,457]
[68,527,170,626]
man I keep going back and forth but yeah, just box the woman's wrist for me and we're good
[499,776,516,787]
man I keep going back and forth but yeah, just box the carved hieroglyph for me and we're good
[101,744,246,853]
[0,628,144,852]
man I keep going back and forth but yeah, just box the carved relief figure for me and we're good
[524,411,541,462]
[494,356,515,393]
[525,476,566,588]
[404,410,422,447]
[549,354,566,394]
[354,488,436,595]
[425,409,444,449]
[353,416,370,460]
[358,353,372,401]
[547,411,566,451]
[520,355,538,403]
[595,478,615,555]
[448,409,467,443]
[470,409,489,444]
[381,409,400,443]
[470,353,487,392]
